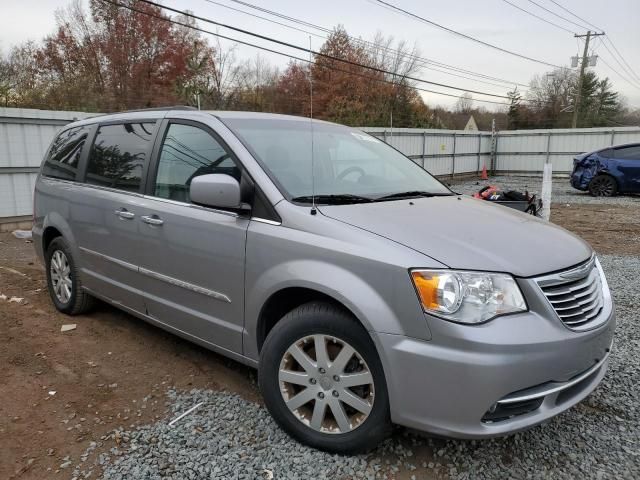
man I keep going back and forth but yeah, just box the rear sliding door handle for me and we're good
[141,215,164,226]
[115,209,135,220]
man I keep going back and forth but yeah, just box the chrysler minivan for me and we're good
[33,108,615,453]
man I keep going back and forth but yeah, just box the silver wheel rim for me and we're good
[50,250,72,304]
[279,334,375,434]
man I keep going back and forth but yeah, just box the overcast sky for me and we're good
[2,0,639,110]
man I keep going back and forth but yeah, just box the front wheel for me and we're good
[588,175,617,197]
[259,302,391,453]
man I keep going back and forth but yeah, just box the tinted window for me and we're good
[614,145,640,160]
[86,122,155,192]
[154,123,239,202]
[42,126,89,180]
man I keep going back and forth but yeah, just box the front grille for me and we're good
[536,257,605,331]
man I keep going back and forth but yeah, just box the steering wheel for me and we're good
[337,166,366,181]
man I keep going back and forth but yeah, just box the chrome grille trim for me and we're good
[535,256,608,331]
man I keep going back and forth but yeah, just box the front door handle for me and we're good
[115,209,135,220]
[141,215,164,226]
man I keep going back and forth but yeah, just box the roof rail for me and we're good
[118,106,198,113]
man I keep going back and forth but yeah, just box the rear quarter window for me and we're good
[42,126,90,180]
[85,122,155,192]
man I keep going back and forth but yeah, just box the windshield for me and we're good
[220,117,451,202]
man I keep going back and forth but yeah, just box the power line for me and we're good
[99,0,515,106]
[205,0,510,89]
[229,0,329,33]
[545,0,602,32]
[500,0,576,34]
[202,0,326,39]
[539,0,640,84]
[596,38,640,90]
[210,0,530,88]
[524,0,592,31]
[133,0,517,100]
[605,37,640,84]
[370,0,563,68]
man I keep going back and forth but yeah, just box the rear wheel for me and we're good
[588,175,617,197]
[259,302,391,453]
[45,237,94,315]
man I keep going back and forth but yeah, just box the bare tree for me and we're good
[455,93,474,114]
[207,36,243,109]
[1,42,43,108]
[237,54,280,110]
[527,68,576,127]
[0,49,14,106]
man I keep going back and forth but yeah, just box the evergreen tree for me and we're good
[507,87,522,130]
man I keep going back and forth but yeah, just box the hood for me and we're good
[319,195,592,277]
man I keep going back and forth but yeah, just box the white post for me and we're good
[541,163,553,221]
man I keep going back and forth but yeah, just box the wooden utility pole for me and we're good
[572,31,605,128]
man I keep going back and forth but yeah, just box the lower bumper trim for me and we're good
[497,347,611,405]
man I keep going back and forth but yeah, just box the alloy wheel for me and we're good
[50,250,72,304]
[278,334,375,434]
[590,177,615,196]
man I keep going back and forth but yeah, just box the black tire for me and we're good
[45,236,94,315]
[588,175,617,197]
[258,301,391,453]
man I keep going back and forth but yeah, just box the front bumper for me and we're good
[373,305,615,439]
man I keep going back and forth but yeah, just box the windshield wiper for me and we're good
[374,191,454,201]
[291,194,374,205]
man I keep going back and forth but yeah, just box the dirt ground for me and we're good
[1,201,638,480]
[551,203,640,256]
[0,239,259,479]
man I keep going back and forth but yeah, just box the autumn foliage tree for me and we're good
[30,0,198,111]
[272,27,436,127]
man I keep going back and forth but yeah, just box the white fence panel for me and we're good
[0,172,37,218]
[424,156,452,176]
[0,122,63,168]
[0,107,97,219]
[610,130,640,145]
[454,155,479,174]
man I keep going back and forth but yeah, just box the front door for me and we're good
[135,121,249,354]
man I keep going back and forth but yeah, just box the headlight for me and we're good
[410,269,527,324]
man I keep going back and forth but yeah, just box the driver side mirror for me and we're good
[190,174,249,211]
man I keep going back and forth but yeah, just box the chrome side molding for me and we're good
[138,267,231,303]
[79,246,231,303]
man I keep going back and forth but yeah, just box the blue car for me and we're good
[570,143,640,196]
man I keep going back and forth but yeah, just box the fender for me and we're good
[243,259,431,361]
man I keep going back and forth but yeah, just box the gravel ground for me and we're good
[70,254,639,480]
[449,175,640,205]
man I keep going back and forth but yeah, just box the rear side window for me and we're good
[42,126,90,180]
[614,145,640,160]
[153,123,240,203]
[85,122,155,192]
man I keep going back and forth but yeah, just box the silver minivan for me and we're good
[33,108,615,453]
